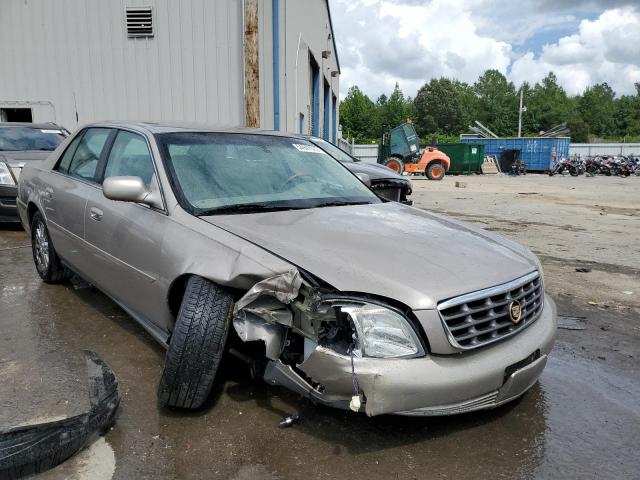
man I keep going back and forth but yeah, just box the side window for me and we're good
[67,128,111,182]
[103,131,155,188]
[56,133,84,173]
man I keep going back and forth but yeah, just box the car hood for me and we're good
[0,150,50,167]
[203,202,539,310]
[342,161,407,182]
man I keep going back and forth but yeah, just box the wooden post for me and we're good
[244,0,260,128]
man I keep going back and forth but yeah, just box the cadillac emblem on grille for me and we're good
[509,300,522,324]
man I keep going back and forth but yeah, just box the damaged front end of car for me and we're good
[230,269,427,416]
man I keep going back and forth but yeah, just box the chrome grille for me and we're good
[437,271,543,350]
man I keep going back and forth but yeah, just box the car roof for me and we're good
[0,122,66,129]
[84,121,310,138]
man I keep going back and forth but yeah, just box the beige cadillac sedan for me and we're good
[17,122,556,416]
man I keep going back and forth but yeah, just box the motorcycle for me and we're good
[549,157,581,176]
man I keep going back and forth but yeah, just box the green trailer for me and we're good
[437,143,485,174]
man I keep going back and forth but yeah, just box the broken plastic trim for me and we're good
[0,351,120,478]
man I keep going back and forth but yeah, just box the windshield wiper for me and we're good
[314,200,374,208]
[197,203,305,216]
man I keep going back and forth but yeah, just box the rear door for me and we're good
[83,129,173,333]
[44,128,113,275]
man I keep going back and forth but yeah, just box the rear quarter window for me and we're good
[56,133,84,173]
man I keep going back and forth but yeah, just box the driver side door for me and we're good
[83,130,173,334]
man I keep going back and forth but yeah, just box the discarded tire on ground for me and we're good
[158,276,233,410]
[0,351,119,479]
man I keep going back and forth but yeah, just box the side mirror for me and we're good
[355,172,372,187]
[103,176,163,209]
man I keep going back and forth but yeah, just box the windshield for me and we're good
[0,126,67,151]
[156,132,380,214]
[310,138,356,163]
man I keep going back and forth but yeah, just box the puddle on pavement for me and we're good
[1,231,639,479]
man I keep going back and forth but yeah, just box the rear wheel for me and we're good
[30,211,71,283]
[158,276,233,410]
[426,162,446,180]
[384,157,404,174]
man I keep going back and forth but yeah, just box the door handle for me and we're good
[89,207,103,221]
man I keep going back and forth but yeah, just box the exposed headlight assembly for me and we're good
[320,299,425,358]
[0,162,16,186]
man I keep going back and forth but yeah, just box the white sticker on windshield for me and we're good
[292,143,326,154]
[40,129,63,134]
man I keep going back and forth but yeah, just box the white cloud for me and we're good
[510,7,640,94]
[331,1,640,98]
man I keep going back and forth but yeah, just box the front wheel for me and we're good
[426,162,446,180]
[384,157,404,174]
[158,276,233,410]
[30,211,71,283]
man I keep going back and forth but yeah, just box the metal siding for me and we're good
[351,144,380,164]
[272,0,280,130]
[191,0,207,123]
[282,1,339,134]
[1,0,332,131]
[569,143,640,156]
[0,0,244,130]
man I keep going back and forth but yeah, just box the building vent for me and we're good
[126,7,153,38]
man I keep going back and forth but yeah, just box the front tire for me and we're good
[426,162,446,180]
[30,211,71,283]
[158,276,233,410]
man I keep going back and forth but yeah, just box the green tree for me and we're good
[613,83,640,140]
[525,72,574,134]
[413,77,476,137]
[341,74,638,144]
[473,70,518,136]
[579,83,616,139]
[377,83,413,131]
[339,86,378,142]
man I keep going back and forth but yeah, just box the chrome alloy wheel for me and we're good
[33,221,50,273]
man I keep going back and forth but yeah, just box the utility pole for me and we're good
[517,87,525,138]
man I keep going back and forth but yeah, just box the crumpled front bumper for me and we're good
[287,295,556,416]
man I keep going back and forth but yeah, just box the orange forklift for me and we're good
[378,122,450,180]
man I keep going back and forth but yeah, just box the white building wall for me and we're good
[281,0,339,137]
[0,0,339,138]
[0,0,242,130]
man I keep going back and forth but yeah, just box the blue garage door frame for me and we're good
[323,79,330,140]
[310,56,319,136]
[331,93,337,143]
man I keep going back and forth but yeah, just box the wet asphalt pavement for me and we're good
[1,180,639,480]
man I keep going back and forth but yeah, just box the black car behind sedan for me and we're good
[306,137,412,204]
[0,123,68,222]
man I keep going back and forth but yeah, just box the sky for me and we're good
[329,0,640,99]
